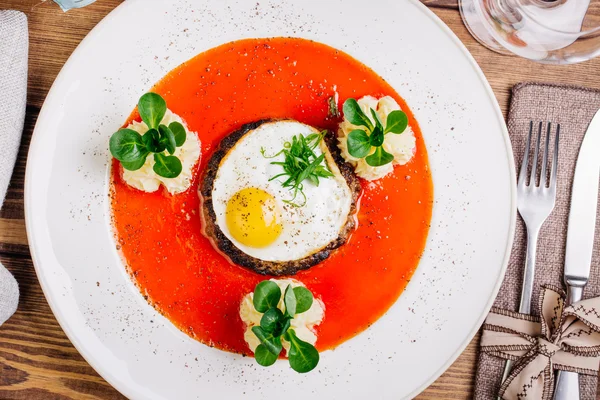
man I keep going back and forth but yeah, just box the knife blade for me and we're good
[553,109,600,400]
[564,110,600,293]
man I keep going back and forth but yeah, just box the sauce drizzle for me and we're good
[110,38,433,354]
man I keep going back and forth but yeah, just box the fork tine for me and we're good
[529,121,543,187]
[550,124,560,189]
[540,122,551,188]
[518,121,533,186]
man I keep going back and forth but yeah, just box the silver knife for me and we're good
[553,110,600,400]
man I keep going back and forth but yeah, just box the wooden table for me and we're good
[2,1,600,398]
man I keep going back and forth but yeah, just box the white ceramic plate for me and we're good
[25,0,516,398]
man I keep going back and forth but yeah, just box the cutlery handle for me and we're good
[499,226,541,399]
[553,370,579,400]
[553,285,584,400]
[519,226,540,315]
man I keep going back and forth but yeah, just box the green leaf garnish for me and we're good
[121,157,147,171]
[277,318,291,338]
[142,128,164,153]
[109,129,147,163]
[110,93,189,180]
[385,110,408,134]
[255,344,278,366]
[169,121,187,147]
[158,124,177,155]
[369,126,385,147]
[370,109,384,133]
[250,282,319,373]
[153,153,182,178]
[260,306,291,337]
[284,329,319,373]
[262,131,334,207]
[341,98,409,170]
[365,146,394,167]
[293,287,313,314]
[347,129,371,158]
[253,281,282,313]
[260,307,284,333]
[284,285,297,318]
[138,92,166,129]
[343,98,374,131]
[252,326,283,356]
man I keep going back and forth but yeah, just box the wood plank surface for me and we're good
[1,0,600,399]
[421,0,459,8]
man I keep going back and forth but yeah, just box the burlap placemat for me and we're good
[474,82,600,400]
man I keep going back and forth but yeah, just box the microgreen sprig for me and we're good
[261,132,334,207]
[109,93,188,179]
[343,98,409,167]
[251,281,319,373]
[327,96,340,119]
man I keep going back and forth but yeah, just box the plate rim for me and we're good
[23,1,517,398]
[403,2,516,397]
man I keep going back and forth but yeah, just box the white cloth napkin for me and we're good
[0,10,27,326]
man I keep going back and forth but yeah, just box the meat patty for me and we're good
[200,119,361,276]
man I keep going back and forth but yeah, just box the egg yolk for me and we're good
[225,188,283,248]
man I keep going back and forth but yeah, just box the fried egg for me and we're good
[202,120,358,274]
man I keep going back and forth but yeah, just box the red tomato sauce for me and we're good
[110,38,433,354]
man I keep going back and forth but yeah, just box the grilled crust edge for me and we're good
[200,119,361,276]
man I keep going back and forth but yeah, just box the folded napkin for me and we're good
[475,82,600,399]
[0,10,27,326]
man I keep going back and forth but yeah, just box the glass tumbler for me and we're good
[53,0,97,11]
[459,0,600,64]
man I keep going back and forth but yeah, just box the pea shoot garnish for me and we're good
[109,93,187,178]
[343,98,409,167]
[261,132,334,207]
[327,96,340,118]
[251,281,319,373]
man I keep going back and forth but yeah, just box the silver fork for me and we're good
[499,121,560,390]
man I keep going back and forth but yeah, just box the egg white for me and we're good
[211,120,353,262]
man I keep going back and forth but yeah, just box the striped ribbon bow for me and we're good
[481,286,600,400]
